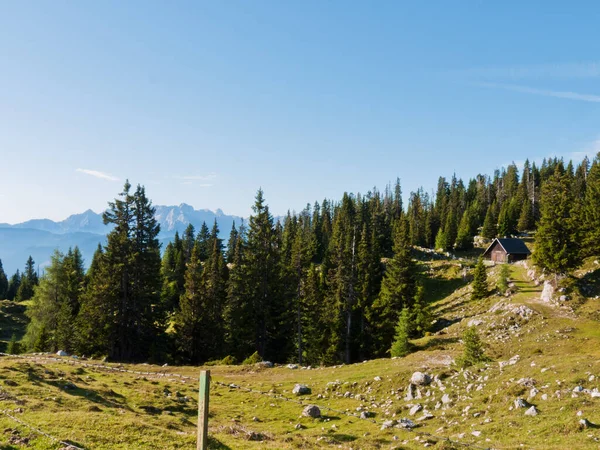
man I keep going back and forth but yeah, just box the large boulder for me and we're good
[410,372,431,386]
[302,405,321,418]
[292,384,311,395]
[56,350,68,357]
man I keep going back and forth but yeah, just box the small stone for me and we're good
[381,420,397,430]
[441,394,452,404]
[472,431,481,437]
[374,376,382,382]
[525,406,538,416]
[409,404,423,416]
[397,418,416,429]
[514,398,527,409]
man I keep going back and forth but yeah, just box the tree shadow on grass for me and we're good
[414,336,460,352]
[207,435,232,449]
[327,433,357,443]
[424,276,468,304]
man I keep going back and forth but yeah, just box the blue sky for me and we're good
[1,1,599,223]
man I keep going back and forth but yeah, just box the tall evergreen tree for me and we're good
[77,181,163,361]
[17,256,38,301]
[174,245,205,363]
[582,154,600,258]
[243,189,285,361]
[533,164,580,276]
[481,204,497,239]
[0,259,8,299]
[372,218,417,356]
[6,270,21,301]
[23,250,68,352]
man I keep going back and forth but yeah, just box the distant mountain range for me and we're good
[0,204,244,275]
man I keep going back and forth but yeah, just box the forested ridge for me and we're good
[1,154,598,365]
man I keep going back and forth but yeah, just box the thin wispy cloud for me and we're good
[76,168,119,181]
[175,172,217,181]
[179,182,213,188]
[457,62,600,79]
[477,82,600,103]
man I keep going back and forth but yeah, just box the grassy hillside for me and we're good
[1,258,600,448]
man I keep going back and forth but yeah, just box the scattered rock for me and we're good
[294,423,304,430]
[514,398,528,409]
[256,361,273,368]
[381,420,397,430]
[292,384,311,395]
[302,405,320,418]
[409,404,423,416]
[541,281,554,303]
[360,411,375,419]
[56,350,68,357]
[397,418,416,429]
[287,364,299,370]
[373,376,382,381]
[441,394,452,404]
[525,406,538,416]
[410,372,431,386]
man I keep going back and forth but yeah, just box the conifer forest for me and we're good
[2,155,599,366]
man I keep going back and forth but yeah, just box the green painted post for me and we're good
[197,370,210,450]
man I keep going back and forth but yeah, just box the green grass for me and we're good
[2,259,600,448]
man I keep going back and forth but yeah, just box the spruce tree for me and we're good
[325,193,359,363]
[23,250,67,352]
[411,285,430,337]
[582,154,600,257]
[223,223,253,360]
[481,205,497,239]
[533,164,580,276]
[471,257,488,300]
[226,221,238,264]
[0,259,8,299]
[517,200,533,232]
[6,270,21,301]
[6,334,21,355]
[373,218,416,356]
[497,264,510,295]
[455,208,474,251]
[239,189,285,361]
[196,222,211,262]
[458,326,488,368]
[390,307,412,357]
[174,245,205,363]
[77,181,163,361]
[17,256,38,301]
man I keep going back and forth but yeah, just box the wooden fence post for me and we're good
[197,370,210,450]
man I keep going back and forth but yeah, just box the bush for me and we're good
[456,326,489,368]
[6,334,21,355]
[390,308,412,357]
[471,257,488,300]
[242,351,262,365]
[205,355,237,366]
[497,264,510,294]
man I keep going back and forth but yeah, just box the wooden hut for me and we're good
[482,238,530,263]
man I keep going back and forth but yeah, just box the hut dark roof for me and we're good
[483,238,531,257]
